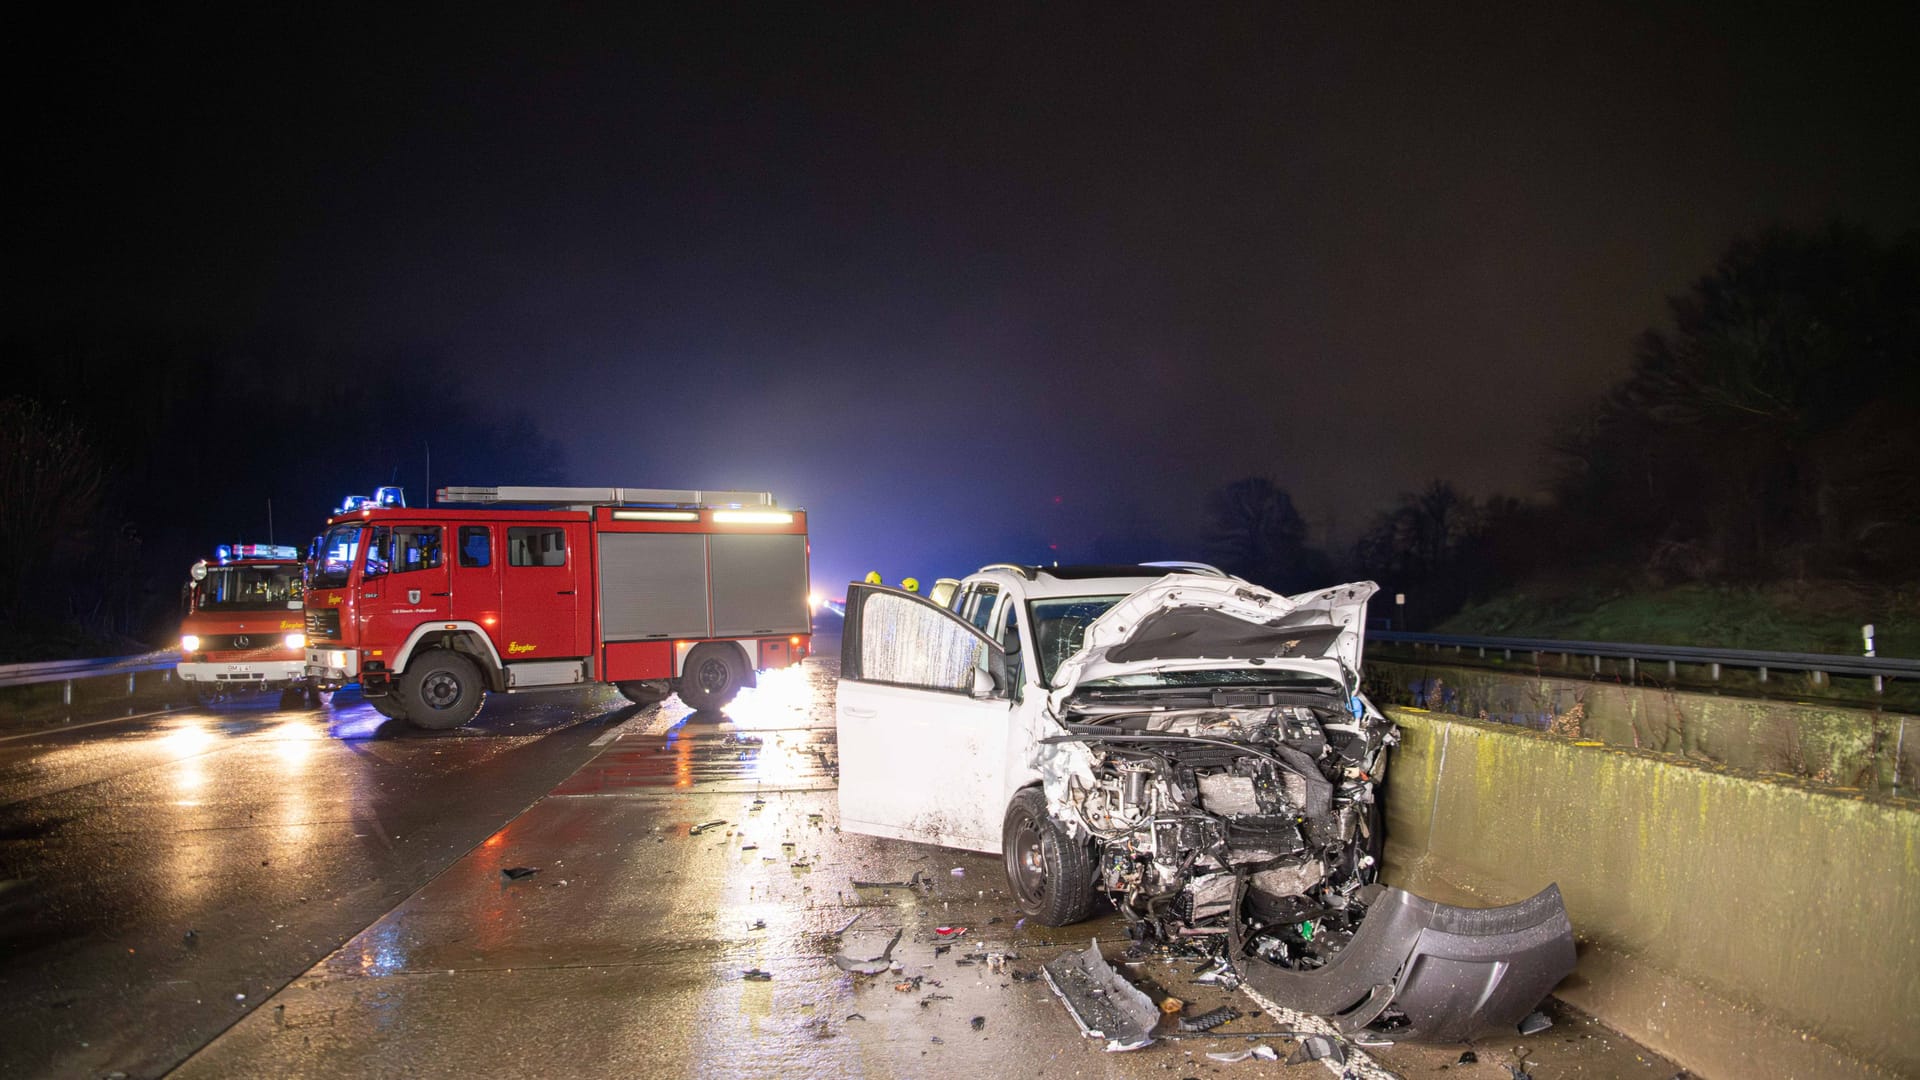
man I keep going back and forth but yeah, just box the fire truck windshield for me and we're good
[311,523,364,590]
[195,564,304,611]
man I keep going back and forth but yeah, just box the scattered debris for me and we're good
[933,944,952,957]
[1042,939,1159,1052]
[930,1036,943,1044]
[1010,968,1040,982]
[1518,1009,1553,1036]
[835,912,863,934]
[920,993,954,1007]
[748,920,766,931]
[1285,1034,1347,1067]
[1160,997,1185,1014]
[845,1013,865,1021]
[1192,957,1240,989]
[183,930,198,944]
[1178,1006,1241,1032]
[1458,1051,1478,1065]
[500,867,540,882]
[950,867,965,876]
[833,929,903,975]
[689,820,727,836]
[970,1016,986,1031]
[1506,1067,1534,1080]
[742,969,774,981]
[1205,1045,1279,1063]
[934,926,967,938]
[741,844,758,851]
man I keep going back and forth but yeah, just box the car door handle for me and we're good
[430,592,450,597]
[556,590,575,595]
[845,707,876,718]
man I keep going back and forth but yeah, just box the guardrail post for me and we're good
[1758,666,1768,683]
[1592,654,1600,674]
[1627,657,1636,680]
[1811,670,1825,687]
[128,672,137,695]
[1711,662,1721,681]
[63,679,73,706]
[1667,660,1676,678]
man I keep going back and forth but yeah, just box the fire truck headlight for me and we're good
[181,635,201,652]
[284,632,306,650]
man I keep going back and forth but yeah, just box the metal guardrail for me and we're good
[0,651,176,699]
[1369,630,1918,688]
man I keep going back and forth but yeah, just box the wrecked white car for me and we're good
[837,563,1574,1041]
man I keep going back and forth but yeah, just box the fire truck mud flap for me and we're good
[1236,883,1576,1043]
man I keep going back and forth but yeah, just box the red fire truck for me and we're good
[178,543,313,705]
[304,486,812,729]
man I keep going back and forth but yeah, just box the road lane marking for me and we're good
[589,718,639,747]
[0,707,187,744]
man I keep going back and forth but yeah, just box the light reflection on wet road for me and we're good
[0,686,633,1080]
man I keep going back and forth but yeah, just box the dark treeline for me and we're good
[1,329,565,660]
[1205,224,1920,625]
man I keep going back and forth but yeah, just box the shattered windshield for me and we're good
[194,564,303,611]
[1029,595,1128,685]
[310,523,363,590]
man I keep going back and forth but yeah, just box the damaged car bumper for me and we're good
[1236,882,1576,1042]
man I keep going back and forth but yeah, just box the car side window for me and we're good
[964,584,999,633]
[998,602,1024,700]
[847,589,997,694]
[458,525,491,568]
[508,526,566,567]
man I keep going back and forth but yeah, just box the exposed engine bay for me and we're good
[1044,685,1392,974]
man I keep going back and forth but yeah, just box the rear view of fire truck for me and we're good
[178,544,314,706]
[304,486,812,729]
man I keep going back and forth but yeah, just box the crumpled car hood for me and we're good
[1050,577,1378,701]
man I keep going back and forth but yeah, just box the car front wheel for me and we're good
[1003,786,1098,926]
[397,650,484,730]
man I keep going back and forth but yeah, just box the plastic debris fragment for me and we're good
[742,969,773,981]
[1285,1034,1347,1066]
[689,820,727,835]
[1042,939,1159,1052]
[833,929,903,975]
[934,926,966,938]
[970,1016,986,1031]
[1458,1051,1478,1065]
[1178,1006,1241,1032]
[500,867,539,882]
[1518,1009,1553,1035]
[1205,1045,1279,1063]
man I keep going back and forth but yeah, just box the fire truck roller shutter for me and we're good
[598,533,712,640]
[709,534,810,638]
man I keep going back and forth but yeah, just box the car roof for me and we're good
[964,562,1228,599]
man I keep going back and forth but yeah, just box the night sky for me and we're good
[15,4,1920,592]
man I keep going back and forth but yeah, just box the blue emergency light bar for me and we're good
[337,486,407,514]
[218,543,301,562]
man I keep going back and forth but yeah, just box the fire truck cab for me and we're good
[178,544,311,704]
[304,486,812,729]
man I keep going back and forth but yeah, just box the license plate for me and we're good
[229,665,253,673]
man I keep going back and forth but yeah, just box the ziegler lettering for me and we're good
[507,641,538,654]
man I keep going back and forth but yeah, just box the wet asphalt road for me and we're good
[0,685,638,1079]
[4,650,1678,1079]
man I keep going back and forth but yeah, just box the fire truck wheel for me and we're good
[617,680,670,706]
[676,644,744,711]
[368,694,410,721]
[398,650,484,730]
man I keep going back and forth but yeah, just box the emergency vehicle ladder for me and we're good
[436,486,777,509]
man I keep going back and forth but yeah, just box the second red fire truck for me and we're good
[178,543,313,705]
[304,486,812,729]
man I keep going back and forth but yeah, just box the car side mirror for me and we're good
[971,668,999,699]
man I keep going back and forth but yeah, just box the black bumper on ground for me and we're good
[1240,883,1576,1043]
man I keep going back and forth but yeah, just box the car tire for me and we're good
[617,680,671,707]
[1003,786,1098,926]
[676,644,745,711]
[397,650,484,730]
[367,693,410,721]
